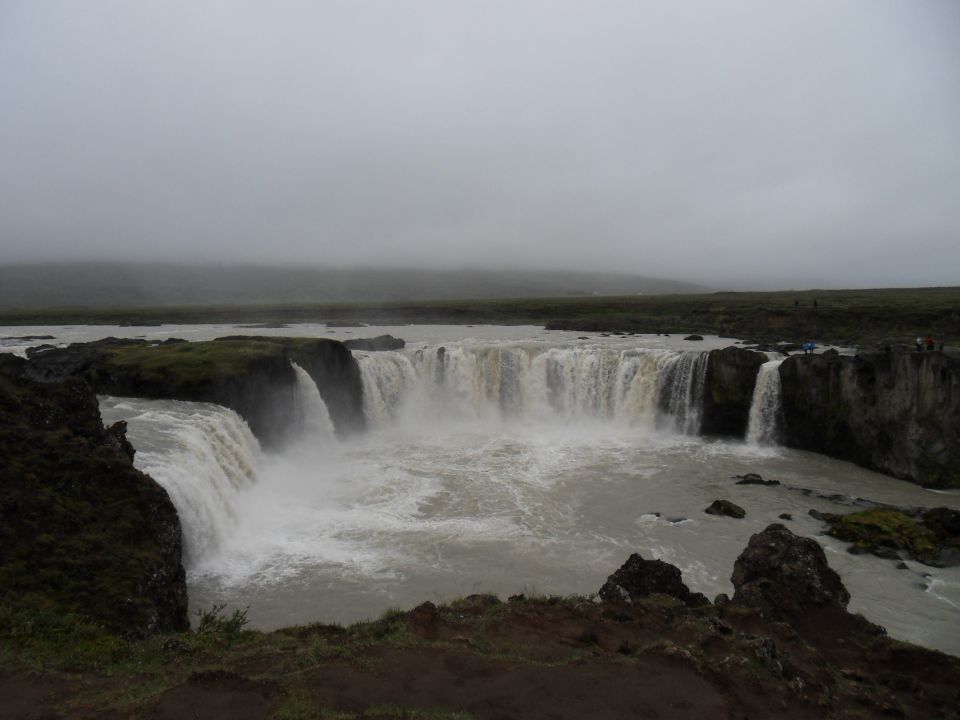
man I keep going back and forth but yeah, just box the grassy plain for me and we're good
[1,286,958,347]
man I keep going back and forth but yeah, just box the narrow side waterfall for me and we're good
[355,345,709,433]
[98,397,261,565]
[291,362,337,443]
[746,359,785,445]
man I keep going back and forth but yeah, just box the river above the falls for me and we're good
[6,323,957,655]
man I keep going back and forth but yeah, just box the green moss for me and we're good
[102,339,291,388]
[828,509,941,563]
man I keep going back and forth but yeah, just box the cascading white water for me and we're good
[98,396,261,565]
[746,359,785,445]
[291,362,337,443]
[355,345,709,433]
[656,351,709,434]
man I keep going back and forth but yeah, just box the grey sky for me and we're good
[1,0,958,289]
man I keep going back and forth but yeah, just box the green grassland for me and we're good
[2,286,958,347]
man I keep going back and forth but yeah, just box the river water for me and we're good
[5,323,958,655]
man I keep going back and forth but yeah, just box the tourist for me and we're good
[916,337,923,352]
[925,335,935,351]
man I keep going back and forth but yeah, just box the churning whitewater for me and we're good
[746,358,785,446]
[358,345,708,432]
[98,331,960,657]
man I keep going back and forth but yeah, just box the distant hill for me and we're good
[0,263,710,307]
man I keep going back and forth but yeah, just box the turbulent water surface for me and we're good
[12,323,958,655]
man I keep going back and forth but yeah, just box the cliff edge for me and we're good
[0,356,188,636]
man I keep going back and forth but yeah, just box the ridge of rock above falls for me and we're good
[23,336,367,447]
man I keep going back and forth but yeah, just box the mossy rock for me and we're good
[826,509,942,565]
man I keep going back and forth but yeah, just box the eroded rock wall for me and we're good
[0,358,189,635]
[24,336,367,446]
[779,351,960,487]
[701,346,766,437]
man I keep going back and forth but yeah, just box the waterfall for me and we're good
[656,351,709,435]
[746,359,784,445]
[353,345,709,434]
[98,397,261,565]
[291,362,337,443]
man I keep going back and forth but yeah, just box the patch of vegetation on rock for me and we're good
[819,507,960,567]
[24,336,366,446]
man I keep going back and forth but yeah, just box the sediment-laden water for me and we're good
[4,323,954,653]
[84,325,960,656]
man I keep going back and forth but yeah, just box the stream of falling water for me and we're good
[89,329,960,656]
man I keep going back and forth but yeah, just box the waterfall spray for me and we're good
[291,362,337,443]
[353,344,710,433]
[99,397,262,565]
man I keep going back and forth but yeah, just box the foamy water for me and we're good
[89,324,960,656]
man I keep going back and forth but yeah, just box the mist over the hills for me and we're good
[0,263,711,308]
[1,1,958,289]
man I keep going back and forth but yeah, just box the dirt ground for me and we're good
[3,593,958,720]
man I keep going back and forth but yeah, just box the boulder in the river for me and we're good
[598,553,709,607]
[684,335,704,341]
[705,500,746,518]
[734,473,780,486]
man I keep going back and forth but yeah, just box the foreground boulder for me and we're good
[598,553,709,606]
[0,358,188,635]
[730,523,850,620]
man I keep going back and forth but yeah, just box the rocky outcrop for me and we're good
[700,347,766,437]
[813,507,960,567]
[343,335,405,351]
[704,499,746,518]
[778,350,960,487]
[730,524,850,620]
[24,336,366,446]
[0,358,188,635]
[278,338,366,436]
[598,553,709,606]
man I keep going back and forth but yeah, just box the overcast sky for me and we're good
[1,1,957,288]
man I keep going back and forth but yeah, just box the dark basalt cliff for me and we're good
[779,350,960,488]
[701,346,766,436]
[0,356,188,636]
[24,336,366,446]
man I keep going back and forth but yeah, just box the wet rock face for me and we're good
[731,524,849,618]
[0,367,188,635]
[598,553,709,607]
[700,347,766,437]
[705,499,746,518]
[778,351,960,488]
